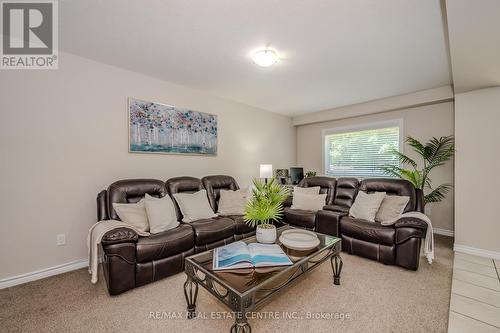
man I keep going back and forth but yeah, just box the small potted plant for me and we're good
[305,171,317,177]
[244,177,290,243]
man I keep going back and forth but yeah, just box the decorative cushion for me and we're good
[217,188,250,216]
[349,191,386,222]
[291,192,327,211]
[375,195,410,223]
[294,186,321,195]
[173,189,217,222]
[144,194,179,234]
[112,199,149,232]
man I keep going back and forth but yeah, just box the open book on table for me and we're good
[213,241,293,271]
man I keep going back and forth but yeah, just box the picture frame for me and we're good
[128,98,218,155]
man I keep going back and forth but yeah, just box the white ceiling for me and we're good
[60,0,451,116]
[446,0,500,93]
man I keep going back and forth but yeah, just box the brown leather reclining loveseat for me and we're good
[284,177,427,271]
[96,175,253,295]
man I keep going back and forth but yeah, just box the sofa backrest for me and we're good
[359,178,416,213]
[166,176,205,221]
[298,176,336,205]
[106,179,167,220]
[330,178,359,213]
[201,175,239,212]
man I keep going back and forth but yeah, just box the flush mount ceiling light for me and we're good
[252,49,279,67]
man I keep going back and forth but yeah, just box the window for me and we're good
[323,121,401,178]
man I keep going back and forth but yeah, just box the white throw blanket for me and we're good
[381,211,434,264]
[87,220,150,283]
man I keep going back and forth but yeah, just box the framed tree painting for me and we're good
[128,98,217,155]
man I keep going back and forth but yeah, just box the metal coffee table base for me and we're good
[183,251,342,332]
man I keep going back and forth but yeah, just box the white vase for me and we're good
[256,224,277,244]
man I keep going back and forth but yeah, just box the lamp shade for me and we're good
[259,164,273,178]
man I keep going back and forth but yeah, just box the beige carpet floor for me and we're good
[1,235,453,333]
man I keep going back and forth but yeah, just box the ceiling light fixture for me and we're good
[252,49,279,67]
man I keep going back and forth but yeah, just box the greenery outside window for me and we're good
[323,121,402,178]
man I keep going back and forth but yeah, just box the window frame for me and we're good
[321,119,404,179]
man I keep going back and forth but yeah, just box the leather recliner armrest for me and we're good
[101,227,139,245]
[393,216,428,244]
[316,210,346,237]
[393,217,428,231]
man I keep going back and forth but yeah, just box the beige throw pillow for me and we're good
[113,199,149,232]
[291,192,327,211]
[173,189,217,222]
[217,188,250,216]
[294,186,321,195]
[375,195,410,223]
[144,194,179,234]
[349,191,386,222]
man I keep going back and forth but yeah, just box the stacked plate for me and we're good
[279,229,320,251]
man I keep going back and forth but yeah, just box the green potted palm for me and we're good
[380,135,455,211]
[244,177,290,243]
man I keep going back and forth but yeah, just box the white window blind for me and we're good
[324,125,400,178]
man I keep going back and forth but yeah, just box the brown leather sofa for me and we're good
[96,175,255,295]
[284,177,427,270]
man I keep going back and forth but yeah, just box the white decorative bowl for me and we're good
[279,229,320,251]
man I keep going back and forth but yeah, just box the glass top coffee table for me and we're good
[183,226,342,333]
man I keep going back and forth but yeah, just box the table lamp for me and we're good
[259,164,273,184]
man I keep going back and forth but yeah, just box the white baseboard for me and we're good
[433,228,454,237]
[0,258,88,290]
[454,244,500,260]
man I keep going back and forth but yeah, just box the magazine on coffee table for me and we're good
[213,241,293,270]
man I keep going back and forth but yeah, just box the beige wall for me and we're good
[296,102,455,232]
[455,87,500,254]
[0,53,295,279]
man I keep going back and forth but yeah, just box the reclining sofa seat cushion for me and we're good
[284,176,336,229]
[340,217,396,246]
[167,176,236,248]
[135,224,194,262]
[201,175,254,237]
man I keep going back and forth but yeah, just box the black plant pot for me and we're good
[415,188,425,213]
